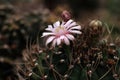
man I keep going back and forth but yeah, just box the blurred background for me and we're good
[0,0,120,80]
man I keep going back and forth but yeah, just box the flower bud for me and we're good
[89,20,102,30]
[61,10,71,22]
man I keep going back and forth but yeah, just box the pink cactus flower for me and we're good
[42,19,82,47]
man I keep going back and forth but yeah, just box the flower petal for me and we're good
[69,25,81,30]
[56,38,61,45]
[48,25,53,28]
[61,21,65,26]
[60,35,65,39]
[45,25,53,31]
[66,34,75,40]
[52,39,57,47]
[63,36,70,45]
[53,21,60,28]
[67,22,77,29]
[64,19,73,28]
[41,32,55,37]
[45,27,53,31]
[46,36,55,46]
[69,30,82,34]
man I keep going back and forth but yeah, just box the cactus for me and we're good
[16,11,120,80]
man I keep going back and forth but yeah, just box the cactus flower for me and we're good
[42,19,82,47]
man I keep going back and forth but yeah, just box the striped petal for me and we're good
[53,21,60,28]
[67,22,77,29]
[46,36,55,46]
[56,38,61,45]
[61,21,65,26]
[52,39,57,47]
[69,30,82,34]
[48,25,53,28]
[69,25,81,30]
[45,27,53,31]
[64,19,73,28]
[42,32,54,37]
[63,36,70,45]
[45,25,53,31]
[66,34,75,40]
[60,35,65,40]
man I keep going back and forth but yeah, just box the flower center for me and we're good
[54,26,67,36]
